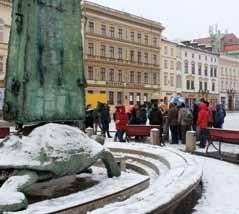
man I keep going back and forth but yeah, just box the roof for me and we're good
[224,45,239,52]
[193,37,212,45]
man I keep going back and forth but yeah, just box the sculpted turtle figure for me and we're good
[0,123,121,212]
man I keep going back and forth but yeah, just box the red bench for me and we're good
[126,125,163,145]
[206,128,239,155]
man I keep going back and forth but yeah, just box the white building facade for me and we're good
[176,41,219,107]
[219,55,239,110]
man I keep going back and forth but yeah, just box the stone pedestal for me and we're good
[186,131,196,152]
[150,128,160,145]
[86,128,94,137]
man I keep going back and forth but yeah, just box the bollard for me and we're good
[150,128,160,145]
[86,127,94,137]
[186,131,196,152]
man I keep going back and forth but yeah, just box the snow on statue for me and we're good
[0,124,121,212]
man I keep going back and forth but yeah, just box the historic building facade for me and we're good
[82,1,164,106]
[219,55,239,110]
[160,39,177,105]
[176,41,219,107]
[0,0,11,109]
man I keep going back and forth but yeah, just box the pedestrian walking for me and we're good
[213,104,226,128]
[168,103,178,144]
[115,106,128,142]
[178,103,193,144]
[197,103,210,148]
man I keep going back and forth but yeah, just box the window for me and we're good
[186,80,190,90]
[176,61,181,70]
[88,21,94,33]
[212,82,215,91]
[137,72,141,84]
[109,91,114,105]
[152,73,157,85]
[153,54,157,65]
[117,92,122,105]
[204,82,208,90]
[100,45,106,57]
[138,51,142,63]
[199,81,203,90]
[144,35,148,45]
[144,94,148,103]
[205,56,207,61]
[0,19,3,42]
[0,56,3,73]
[137,33,142,43]
[164,73,168,86]
[110,27,115,37]
[109,69,114,81]
[214,67,217,77]
[118,48,123,60]
[198,55,201,60]
[144,53,148,64]
[87,66,94,80]
[88,90,93,94]
[170,48,174,57]
[170,75,174,87]
[88,43,94,56]
[118,28,123,39]
[192,53,195,59]
[131,32,134,41]
[191,80,195,90]
[144,73,148,84]
[204,65,208,76]
[184,61,188,73]
[210,66,213,77]
[109,46,114,59]
[170,61,174,70]
[130,50,134,62]
[191,62,195,74]
[185,52,187,57]
[153,37,157,47]
[130,71,135,83]
[100,68,106,81]
[118,70,123,82]
[198,63,202,75]
[101,24,106,36]
[129,93,134,105]
[164,46,168,55]
[136,93,141,102]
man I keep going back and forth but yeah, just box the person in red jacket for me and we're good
[197,103,210,148]
[115,106,128,142]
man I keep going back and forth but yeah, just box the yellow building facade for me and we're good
[0,0,11,88]
[160,39,177,105]
[82,1,164,106]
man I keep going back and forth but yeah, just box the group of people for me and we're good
[85,99,226,147]
[168,100,226,148]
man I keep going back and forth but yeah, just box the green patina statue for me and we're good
[4,0,86,125]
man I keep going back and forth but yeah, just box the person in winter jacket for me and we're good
[115,106,128,142]
[197,103,210,148]
[213,104,226,128]
[148,104,163,126]
[178,103,192,144]
[168,103,178,144]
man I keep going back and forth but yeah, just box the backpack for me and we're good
[215,109,224,123]
[183,109,193,125]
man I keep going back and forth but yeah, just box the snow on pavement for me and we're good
[193,156,239,214]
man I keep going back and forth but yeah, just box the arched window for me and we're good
[0,19,4,42]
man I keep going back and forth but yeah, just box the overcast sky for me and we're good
[89,0,239,41]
